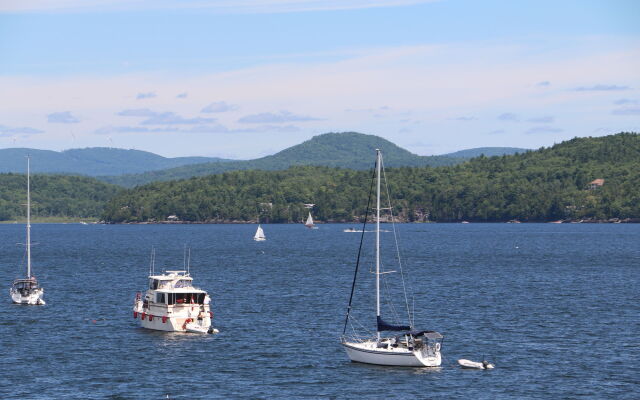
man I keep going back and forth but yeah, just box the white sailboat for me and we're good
[341,149,442,367]
[10,157,45,305]
[254,224,266,241]
[304,212,316,229]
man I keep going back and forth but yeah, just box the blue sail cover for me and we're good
[377,316,411,332]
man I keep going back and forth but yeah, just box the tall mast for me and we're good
[26,156,31,279]
[375,149,381,341]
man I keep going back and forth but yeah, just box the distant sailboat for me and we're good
[305,212,315,228]
[254,224,266,241]
[10,156,45,305]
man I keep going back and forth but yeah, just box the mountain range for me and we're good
[0,132,527,187]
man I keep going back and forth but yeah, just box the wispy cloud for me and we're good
[176,92,188,99]
[47,111,79,123]
[136,92,156,99]
[201,101,239,113]
[141,112,216,125]
[573,84,631,92]
[613,98,638,105]
[238,110,321,123]
[612,107,640,116]
[117,108,157,117]
[0,0,438,14]
[451,116,476,121]
[536,81,551,87]
[94,125,174,135]
[498,113,519,121]
[95,123,301,135]
[487,129,505,135]
[525,126,563,134]
[527,116,555,123]
[117,109,216,125]
[0,124,44,135]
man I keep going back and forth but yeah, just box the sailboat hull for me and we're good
[342,341,441,367]
[10,288,45,305]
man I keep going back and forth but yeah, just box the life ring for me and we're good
[182,318,192,330]
[435,343,441,352]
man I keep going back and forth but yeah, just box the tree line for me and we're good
[100,133,640,223]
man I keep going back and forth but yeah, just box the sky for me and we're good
[0,0,639,159]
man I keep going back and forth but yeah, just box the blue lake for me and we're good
[1,223,638,399]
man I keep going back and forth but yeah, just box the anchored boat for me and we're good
[133,269,216,334]
[10,156,45,306]
[341,149,443,367]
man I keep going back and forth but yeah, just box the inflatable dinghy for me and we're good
[458,359,494,369]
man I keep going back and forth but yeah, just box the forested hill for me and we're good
[442,147,528,158]
[101,132,639,223]
[99,132,466,187]
[0,147,229,176]
[0,174,122,220]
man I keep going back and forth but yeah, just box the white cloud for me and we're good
[1,37,639,156]
[238,110,320,123]
[47,111,80,123]
[136,92,156,99]
[201,101,238,113]
[0,124,44,135]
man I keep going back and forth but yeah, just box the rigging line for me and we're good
[342,157,377,336]
[381,157,414,328]
[380,259,402,324]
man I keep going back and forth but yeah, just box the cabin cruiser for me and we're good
[133,270,217,333]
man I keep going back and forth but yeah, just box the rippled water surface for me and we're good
[1,223,638,399]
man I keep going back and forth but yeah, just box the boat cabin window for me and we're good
[167,293,205,305]
[149,279,159,290]
[174,279,191,288]
[156,293,166,303]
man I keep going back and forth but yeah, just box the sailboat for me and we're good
[10,157,45,305]
[304,212,315,228]
[253,224,266,241]
[341,149,442,367]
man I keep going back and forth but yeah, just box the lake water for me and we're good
[1,223,638,399]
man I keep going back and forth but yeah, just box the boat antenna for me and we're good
[149,246,156,276]
[342,153,377,336]
[187,247,191,274]
[183,243,187,270]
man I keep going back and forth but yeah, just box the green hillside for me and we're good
[442,147,529,158]
[101,132,640,223]
[0,147,229,176]
[100,132,464,187]
[0,174,122,220]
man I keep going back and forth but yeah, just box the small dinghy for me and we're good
[185,321,213,334]
[458,359,494,369]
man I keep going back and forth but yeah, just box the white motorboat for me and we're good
[133,264,216,333]
[341,149,443,367]
[458,359,494,369]
[253,224,266,241]
[10,156,45,306]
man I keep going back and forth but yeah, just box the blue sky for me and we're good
[1,0,638,158]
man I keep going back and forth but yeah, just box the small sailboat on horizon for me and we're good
[254,224,266,241]
[341,149,442,367]
[10,156,45,305]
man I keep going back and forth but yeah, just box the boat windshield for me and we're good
[167,292,206,305]
[174,279,192,288]
[13,279,38,290]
